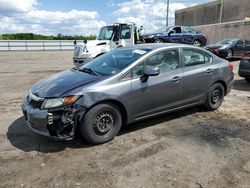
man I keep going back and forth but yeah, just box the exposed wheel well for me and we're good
[86,100,128,126]
[213,80,227,95]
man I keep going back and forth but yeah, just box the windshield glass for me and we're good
[217,39,234,45]
[79,48,151,76]
[97,26,114,40]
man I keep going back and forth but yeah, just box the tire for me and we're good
[192,39,202,47]
[245,78,250,83]
[204,83,225,111]
[227,49,233,59]
[80,103,122,144]
[154,39,163,43]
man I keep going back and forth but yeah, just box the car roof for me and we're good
[121,43,200,51]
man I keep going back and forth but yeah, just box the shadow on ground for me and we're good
[7,116,90,153]
[233,79,250,92]
[7,107,204,153]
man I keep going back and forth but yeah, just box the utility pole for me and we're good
[166,0,169,27]
[219,0,224,23]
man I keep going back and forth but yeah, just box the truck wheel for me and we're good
[204,83,225,110]
[80,103,122,144]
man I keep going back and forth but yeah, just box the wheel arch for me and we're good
[84,99,128,126]
[212,80,228,96]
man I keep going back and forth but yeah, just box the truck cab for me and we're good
[73,22,143,66]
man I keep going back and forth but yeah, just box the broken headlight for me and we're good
[41,96,80,109]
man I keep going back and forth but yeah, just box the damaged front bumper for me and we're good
[22,96,86,140]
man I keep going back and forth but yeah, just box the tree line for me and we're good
[0,33,96,40]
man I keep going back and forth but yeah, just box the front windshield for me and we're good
[97,26,114,40]
[79,48,151,76]
[217,39,234,45]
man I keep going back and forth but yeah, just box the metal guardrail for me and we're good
[0,40,79,51]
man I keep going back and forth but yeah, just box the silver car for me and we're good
[22,44,234,144]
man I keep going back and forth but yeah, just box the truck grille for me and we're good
[74,46,81,57]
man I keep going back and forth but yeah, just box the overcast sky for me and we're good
[0,0,210,35]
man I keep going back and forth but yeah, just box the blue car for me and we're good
[142,26,207,47]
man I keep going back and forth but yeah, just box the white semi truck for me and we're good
[73,22,144,66]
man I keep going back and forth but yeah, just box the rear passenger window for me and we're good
[183,49,212,67]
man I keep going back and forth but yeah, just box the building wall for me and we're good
[194,20,250,44]
[175,0,250,26]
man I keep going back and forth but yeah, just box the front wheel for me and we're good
[154,39,163,43]
[245,78,250,83]
[227,49,233,59]
[192,39,202,47]
[204,83,225,110]
[80,103,122,144]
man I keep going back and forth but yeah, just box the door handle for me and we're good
[171,76,182,82]
[206,69,213,74]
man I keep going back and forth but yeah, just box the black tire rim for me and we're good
[155,39,162,43]
[93,111,115,136]
[227,50,232,58]
[211,87,222,104]
[193,40,202,46]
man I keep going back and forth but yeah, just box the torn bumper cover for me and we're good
[21,96,86,140]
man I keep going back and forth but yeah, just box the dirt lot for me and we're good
[0,51,250,188]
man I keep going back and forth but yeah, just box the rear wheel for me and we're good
[80,103,122,144]
[245,78,250,82]
[204,83,225,110]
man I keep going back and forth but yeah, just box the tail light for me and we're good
[228,63,234,72]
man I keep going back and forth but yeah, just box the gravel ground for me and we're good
[0,51,249,188]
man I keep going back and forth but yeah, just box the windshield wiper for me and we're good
[79,67,100,76]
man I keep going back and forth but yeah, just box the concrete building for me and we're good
[175,0,250,44]
[175,0,250,26]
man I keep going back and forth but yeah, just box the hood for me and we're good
[85,40,109,47]
[205,44,228,49]
[31,69,102,98]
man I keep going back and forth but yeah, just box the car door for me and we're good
[167,27,182,43]
[244,40,250,53]
[130,49,183,120]
[181,27,195,44]
[119,24,134,46]
[181,48,214,105]
[234,40,245,55]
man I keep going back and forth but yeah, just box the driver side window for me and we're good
[120,25,132,39]
[132,49,179,78]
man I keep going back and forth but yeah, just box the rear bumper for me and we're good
[238,61,250,78]
[238,69,250,78]
[227,72,234,94]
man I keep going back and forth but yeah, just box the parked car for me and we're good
[205,39,250,59]
[238,53,250,82]
[142,26,207,46]
[22,44,234,144]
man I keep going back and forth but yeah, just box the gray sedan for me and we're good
[22,44,234,144]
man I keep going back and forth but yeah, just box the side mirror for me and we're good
[141,66,160,82]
